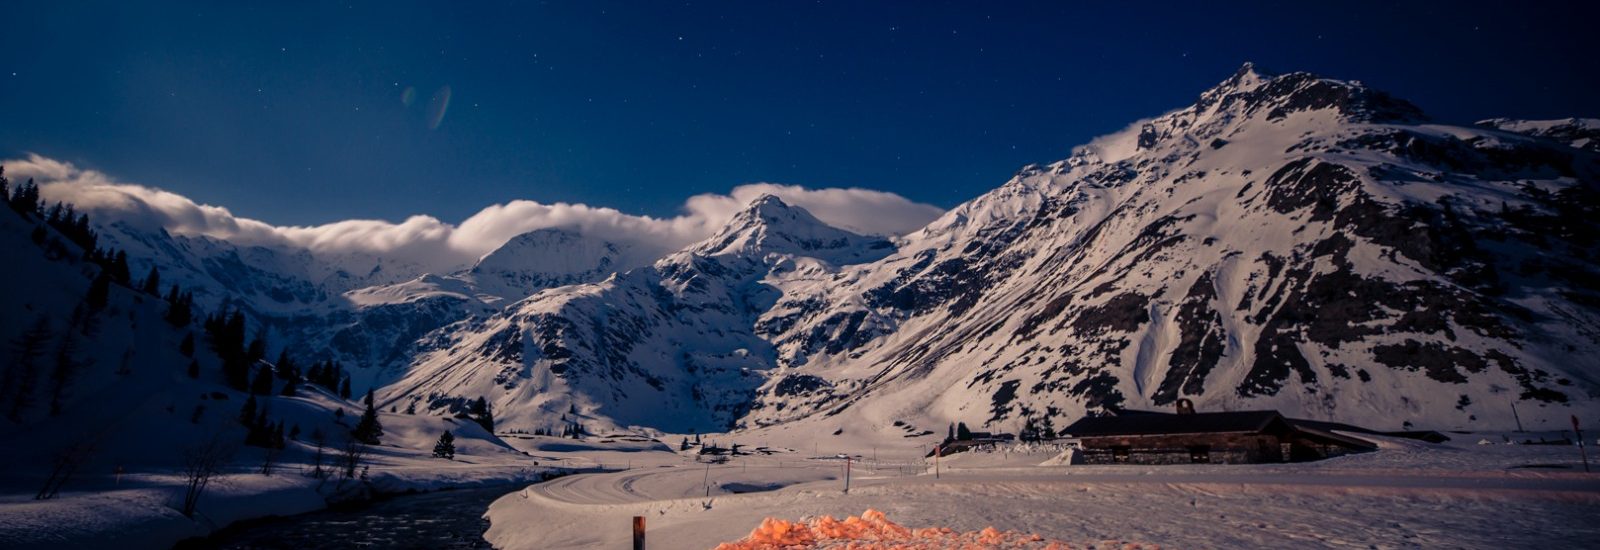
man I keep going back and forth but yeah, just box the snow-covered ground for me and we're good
[486,433,1600,549]
[0,389,565,550]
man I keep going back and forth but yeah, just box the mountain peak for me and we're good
[466,227,647,300]
[691,195,892,263]
[1196,65,1425,124]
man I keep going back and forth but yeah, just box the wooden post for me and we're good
[844,454,857,495]
[934,444,941,479]
[1575,415,1590,473]
[633,516,645,550]
[1511,401,1525,432]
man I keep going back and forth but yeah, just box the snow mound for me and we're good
[713,509,1154,550]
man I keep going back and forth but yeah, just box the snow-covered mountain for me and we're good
[381,195,894,433]
[1479,117,1600,152]
[11,63,1597,437]
[88,219,654,390]
[382,63,1598,435]
[738,63,1599,433]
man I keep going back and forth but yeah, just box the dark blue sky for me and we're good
[3,1,1597,225]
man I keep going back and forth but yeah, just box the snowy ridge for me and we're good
[15,63,1598,439]
[86,218,651,390]
[1478,117,1600,152]
[739,63,1600,434]
[382,195,894,433]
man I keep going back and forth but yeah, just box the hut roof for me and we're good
[1061,409,1378,451]
[1062,410,1288,437]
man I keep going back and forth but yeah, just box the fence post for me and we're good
[844,454,857,495]
[633,516,646,550]
[1575,415,1590,473]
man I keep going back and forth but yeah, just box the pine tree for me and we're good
[274,350,296,380]
[187,360,200,379]
[352,389,383,445]
[279,380,296,397]
[109,250,131,285]
[245,406,273,448]
[250,366,274,396]
[211,310,251,391]
[85,272,111,310]
[180,333,195,357]
[165,285,193,327]
[432,431,456,459]
[339,377,351,399]
[246,331,267,370]
[3,317,52,421]
[140,266,161,296]
[8,177,40,215]
[47,328,84,416]
[957,422,971,441]
[468,396,494,433]
[239,395,258,426]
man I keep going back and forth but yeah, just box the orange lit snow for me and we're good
[713,509,1156,550]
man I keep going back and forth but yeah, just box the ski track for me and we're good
[487,445,1600,550]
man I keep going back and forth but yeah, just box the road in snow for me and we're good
[486,435,1600,549]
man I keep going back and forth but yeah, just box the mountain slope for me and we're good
[91,220,652,390]
[382,195,894,433]
[742,63,1599,433]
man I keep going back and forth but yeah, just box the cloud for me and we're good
[3,153,943,272]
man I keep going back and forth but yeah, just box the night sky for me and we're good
[3,1,1597,226]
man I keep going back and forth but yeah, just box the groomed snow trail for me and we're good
[487,445,1600,550]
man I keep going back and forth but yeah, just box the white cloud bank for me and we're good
[3,153,943,272]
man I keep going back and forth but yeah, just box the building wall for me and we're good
[1074,433,1285,465]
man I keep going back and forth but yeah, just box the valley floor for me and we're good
[486,433,1600,549]
[0,450,554,550]
[2,431,1595,549]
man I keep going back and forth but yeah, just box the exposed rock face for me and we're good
[733,64,1599,432]
[1479,117,1600,152]
[384,196,895,432]
[172,64,1596,434]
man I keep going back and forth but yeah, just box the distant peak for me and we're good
[1233,61,1271,79]
[1194,64,1424,124]
[690,193,891,262]
[744,193,792,213]
[725,194,808,228]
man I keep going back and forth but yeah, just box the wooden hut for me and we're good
[1060,406,1376,465]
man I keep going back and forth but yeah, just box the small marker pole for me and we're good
[934,444,941,479]
[844,454,857,495]
[632,516,646,550]
[1574,415,1590,473]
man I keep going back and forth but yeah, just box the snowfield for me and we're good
[485,433,1600,550]
[0,415,558,550]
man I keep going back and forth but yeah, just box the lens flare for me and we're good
[426,85,452,129]
[400,86,416,106]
